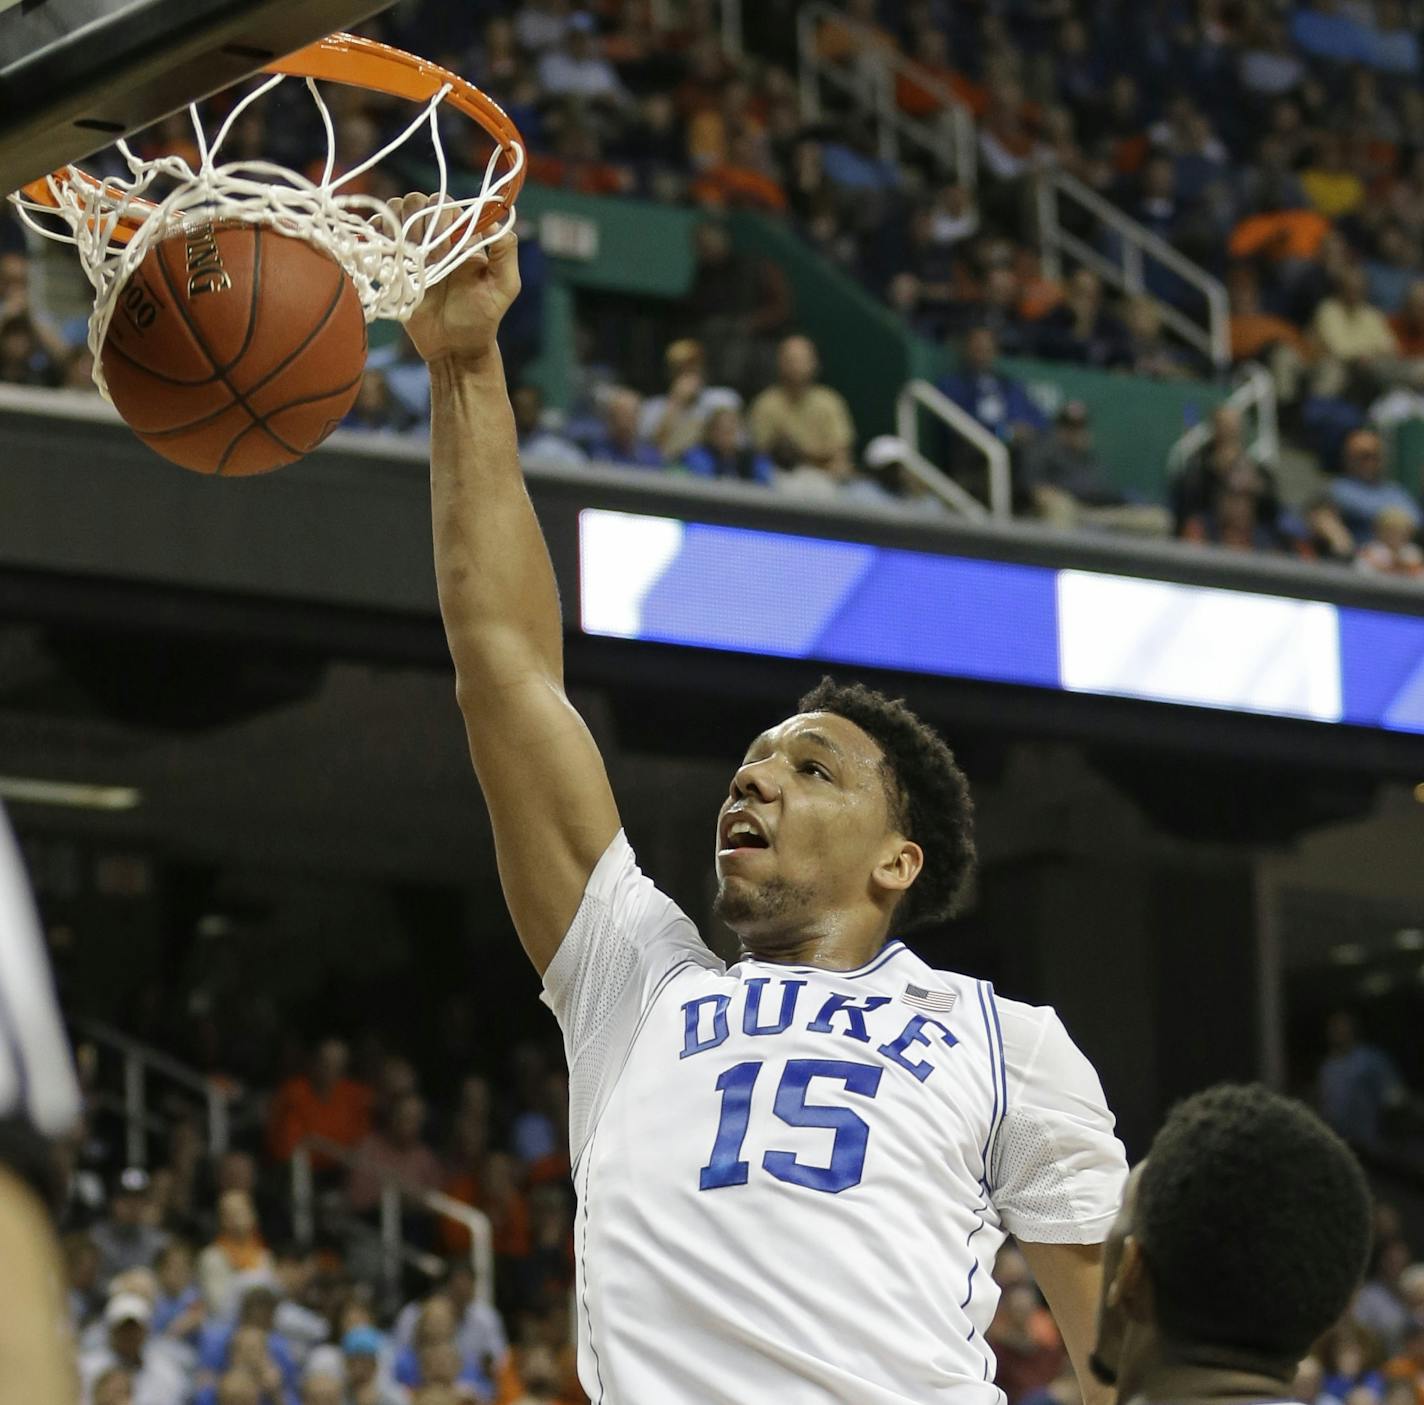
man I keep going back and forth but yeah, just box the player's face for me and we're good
[1091,1161,1146,1389]
[713,711,908,948]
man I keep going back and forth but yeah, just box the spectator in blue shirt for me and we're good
[682,406,775,485]
[152,1240,205,1343]
[587,387,664,469]
[1328,428,1422,540]
[1319,1011,1406,1151]
[936,326,1047,445]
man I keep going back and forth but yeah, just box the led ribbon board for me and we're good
[578,510,1424,735]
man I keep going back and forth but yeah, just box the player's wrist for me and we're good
[428,347,505,386]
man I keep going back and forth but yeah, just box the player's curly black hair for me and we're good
[1138,1083,1371,1361]
[797,677,975,932]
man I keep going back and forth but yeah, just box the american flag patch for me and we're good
[902,983,957,1014]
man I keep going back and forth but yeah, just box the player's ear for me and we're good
[1111,1236,1153,1324]
[873,838,922,897]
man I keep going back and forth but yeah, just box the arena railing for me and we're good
[795,1,976,188]
[895,378,1012,519]
[73,1016,239,1167]
[1035,169,1231,372]
[291,1134,494,1310]
[1165,361,1279,479]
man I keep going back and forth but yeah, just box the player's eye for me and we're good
[800,761,830,780]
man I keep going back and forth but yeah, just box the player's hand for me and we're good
[399,194,521,367]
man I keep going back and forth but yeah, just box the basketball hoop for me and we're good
[7,33,526,397]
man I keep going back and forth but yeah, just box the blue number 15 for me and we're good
[699,1058,882,1195]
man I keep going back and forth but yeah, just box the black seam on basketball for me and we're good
[133,274,358,440]
[214,367,366,475]
[150,230,354,466]
[102,333,224,387]
[216,419,298,476]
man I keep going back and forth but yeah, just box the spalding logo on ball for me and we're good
[101,220,368,477]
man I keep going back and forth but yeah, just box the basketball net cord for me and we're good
[9,74,524,397]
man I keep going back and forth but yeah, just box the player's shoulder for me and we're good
[915,960,1070,1065]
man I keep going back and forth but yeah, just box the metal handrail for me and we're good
[796,2,976,187]
[73,1017,237,1165]
[291,1134,494,1310]
[1165,361,1279,478]
[896,380,1012,519]
[1036,169,1230,370]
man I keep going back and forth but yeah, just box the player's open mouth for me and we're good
[718,812,771,856]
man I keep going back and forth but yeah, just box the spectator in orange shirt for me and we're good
[265,1039,372,1167]
[816,0,896,68]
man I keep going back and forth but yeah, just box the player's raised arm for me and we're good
[404,199,620,973]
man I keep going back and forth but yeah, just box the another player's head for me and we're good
[714,676,975,957]
[1091,1084,1371,1403]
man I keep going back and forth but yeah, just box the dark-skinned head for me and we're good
[713,677,975,953]
[1093,1085,1370,1396]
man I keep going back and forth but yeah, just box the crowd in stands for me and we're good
[7,0,1424,575]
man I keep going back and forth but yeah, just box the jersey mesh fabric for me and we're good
[554,890,646,1156]
[989,1111,1078,1237]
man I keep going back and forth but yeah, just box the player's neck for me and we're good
[1123,1335,1296,1405]
[737,918,890,971]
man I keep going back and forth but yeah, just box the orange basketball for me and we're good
[101,221,368,476]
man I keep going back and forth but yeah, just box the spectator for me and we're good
[1120,297,1195,380]
[199,1191,272,1318]
[1171,405,1280,532]
[1358,506,1424,577]
[680,220,792,392]
[80,1293,191,1405]
[986,1282,1066,1405]
[1320,1321,1389,1402]
[1356,1240,1416,1355]
[535,13,630,109]
[638,339,741,462]
[511,384,588,472]
[586,387,663,468]
[342,370,415,434]
[343,1325,406,1405]
[1313,268,1403,401]
[91,1168,169,1289]
[300,1372,343,1405]
[936,325,1047,445]
[215,1369,262,1405]
[1319,1011,1406,1150]
[682,405,775,485]
[1033,269,1127,368]
[748,335,856,471]
[266,1038,373,1167]
[1329,429,1422,540]
[152,1239,205,1342]
[1181,469,1287,553]
[860,435,951,519]
[393,1262,507,1387]
[394,1296,491,1398]
[1020,402,1171,536]
[348,1093,442,1216]
[200,1320,293,1405]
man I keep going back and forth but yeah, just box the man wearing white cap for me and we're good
[0,804,82,1404]
[79,1292,191,1405]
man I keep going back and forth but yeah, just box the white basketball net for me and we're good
[9,71,524,397]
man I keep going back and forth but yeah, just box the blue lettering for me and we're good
[680,994,731,1058]
[742,978,806,1036]
[807,993,892,1044]
[878,1015,959,1082]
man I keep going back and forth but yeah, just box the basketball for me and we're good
[100,220,367,476]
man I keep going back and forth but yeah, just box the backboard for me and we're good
[0,0,395,197]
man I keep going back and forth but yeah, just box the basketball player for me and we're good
[404,199,1128,1403]
[0,805,83,1404]
[1090,1084,1371,1405]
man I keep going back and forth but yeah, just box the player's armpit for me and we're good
[0,1167,74,1405]
[1017,1239,1113,1405]
[458,669,621,976]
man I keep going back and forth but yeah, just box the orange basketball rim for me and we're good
[18,33,526,247]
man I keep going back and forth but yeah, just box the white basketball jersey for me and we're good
[0,806,80,1137]
[543,832,1127,1404]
